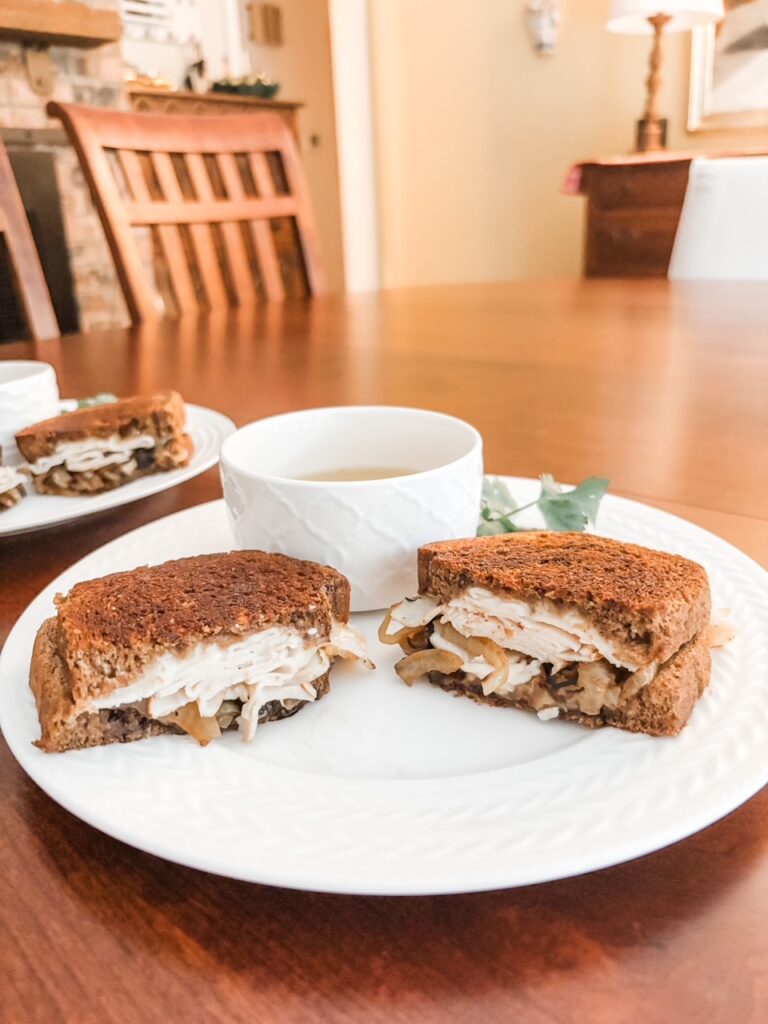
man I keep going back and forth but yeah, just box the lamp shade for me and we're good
[606,0,723,33]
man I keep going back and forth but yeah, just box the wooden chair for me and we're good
[0,138,59,340]
[48,102,326,323]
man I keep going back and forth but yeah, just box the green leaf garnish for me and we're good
[477,474,609,535]
[477,515,521,536]
[537,474,609,532]
[481,477,518,516]
[76,392,118,409]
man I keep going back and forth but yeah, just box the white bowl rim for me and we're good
[0,360,57,388]
[220,404,483,488]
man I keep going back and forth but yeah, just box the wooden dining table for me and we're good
[1,279,766,1024]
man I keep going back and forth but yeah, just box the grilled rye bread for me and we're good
[16,390,192,495]
[384,532,713,737]
[31,551,355,752]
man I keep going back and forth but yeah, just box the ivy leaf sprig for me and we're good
[75,393,118,409]
[478,475,609,536]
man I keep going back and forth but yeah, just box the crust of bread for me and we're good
[31,617,177,752]
[429,628,711,737]
[418,532,711,668]
[15,390,186,461]
[30,616,331,752]
[49,551,350,707]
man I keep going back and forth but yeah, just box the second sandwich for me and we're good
[381,532,712,736]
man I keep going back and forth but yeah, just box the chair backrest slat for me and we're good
[48,102,326,322]
[109,149,160,321]
[241,154,286,301]
[210,151,262,303]
[151,150,229,310]
[0,140,58,340]
[271,132,325,296]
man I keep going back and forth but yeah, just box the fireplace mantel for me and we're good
[0,0,121,48]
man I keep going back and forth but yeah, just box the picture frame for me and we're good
[688,1,768,131]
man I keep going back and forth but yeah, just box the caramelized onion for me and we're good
[326,643,375,669]
[576,661,619,715]
[436,621,507,669]
[216,699,242,731]
[378,607,422,647]
[514,677,555,711]
[434,621,512,694]
[161,702,221,746]
[395,649,463,686]
[619,663,657,705]
[400,627,431,655]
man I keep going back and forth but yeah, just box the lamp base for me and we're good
[635,117,667,153]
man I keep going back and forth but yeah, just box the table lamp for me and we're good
[607,0,723,152]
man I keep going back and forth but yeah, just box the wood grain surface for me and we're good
[1,279,766,1024]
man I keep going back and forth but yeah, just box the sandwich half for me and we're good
[16,390,192,495]
[31,551,367,752]
[381,532,712,736]
[0,448,25,510]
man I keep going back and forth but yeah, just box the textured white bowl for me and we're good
[220,406,484,611]
[0,361,60,456]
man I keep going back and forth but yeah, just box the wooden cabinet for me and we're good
[578,159,690,278]
[573,150,768,278]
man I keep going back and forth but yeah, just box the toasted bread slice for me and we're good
[418,532,711,669]
[429,627,711,737]
[30,551,355,752]
[16,391,186,458]
[15,391,192,496]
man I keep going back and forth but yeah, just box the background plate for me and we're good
[0,404,235,536]
[1,480,766,895]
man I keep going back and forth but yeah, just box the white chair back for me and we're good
[668,157,768,281]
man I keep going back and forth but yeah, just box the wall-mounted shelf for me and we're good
[0,0,122,48]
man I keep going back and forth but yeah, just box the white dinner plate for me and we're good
[1,481,766,895]
[0,405,235,536]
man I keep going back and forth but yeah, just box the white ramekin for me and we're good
[0,361,60,456]
[220,406,483,611]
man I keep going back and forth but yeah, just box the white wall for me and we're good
[367,0,768,288]
[328,0,380,292]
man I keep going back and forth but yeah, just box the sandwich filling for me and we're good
[381,588,658,719]
[85,621,366,743]
[0,464,26,491]
[28,434,157,475]
[0,464,25,507]
[27,432,188,493]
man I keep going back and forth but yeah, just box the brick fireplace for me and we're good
[0,0,130,336]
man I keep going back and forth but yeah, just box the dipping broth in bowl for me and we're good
[298,467,417,482]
